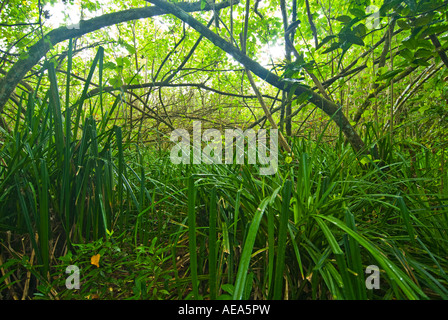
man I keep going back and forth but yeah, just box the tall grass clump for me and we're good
[163,123,448,300]
[0,45,152,296]
[0,44,447,300]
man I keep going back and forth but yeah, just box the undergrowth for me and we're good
[1,46,447,300]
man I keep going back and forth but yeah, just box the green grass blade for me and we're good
[98,44,104,117]
[287,225,304,280]
[314,214,428,300]
[114,125,125,226]
[89,116,108,237]
[47,61,64,157]
[314,216,355,299]
[233,189,241,244]
[208,187,217,300]
[62,39,73,240]
[267,207,274,295]
[73,46,104,140]
[397,196,416,246]
[14,177,41,268]
[38,159,50,278]
[187,175,199,299]
[100,93,121,133]
[273,179,292,299]
[65,38,73,112]
[344,208,367,299]
[233,197,270,300]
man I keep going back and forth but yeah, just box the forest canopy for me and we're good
[0,0,447,301]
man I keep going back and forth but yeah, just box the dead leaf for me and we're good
[91,254,100,268]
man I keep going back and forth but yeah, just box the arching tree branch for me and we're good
[0,0,238,114]
[146,0,367,154]
[429,34,448,70]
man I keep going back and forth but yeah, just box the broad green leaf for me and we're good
[412,58,430,67]
[422,24,448,37]
[19,51,29,60]
[316,35,337,50]
[349,8,365,18]
[413,13,434,27]
[322,41,340,54]
[402,36,418,50]
[295,92,313,105]
[360,154,372,165]
[403,0,417,13]
[345,33,364,46]
[353,23,367,37]
[397,19,411,30]
[336,15,352,24]
[399,48,413,61]
[377,69,402,81]
[111,76,123,88]
[116,56,131,67]
[380,0,403,16]
[103,61,117,70]
[414,48,433,58]
[416,39,433,50]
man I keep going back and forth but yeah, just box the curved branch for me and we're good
[86,81,280,101]
[430,34,448,70]
[147,0,367,153]
[0,0,238,113]
[353,65,418,125]
[383,63,443,131]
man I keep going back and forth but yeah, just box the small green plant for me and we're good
[32,232,172,300]
[1,40,447,301]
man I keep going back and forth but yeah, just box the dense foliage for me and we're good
[0,0,447,300]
